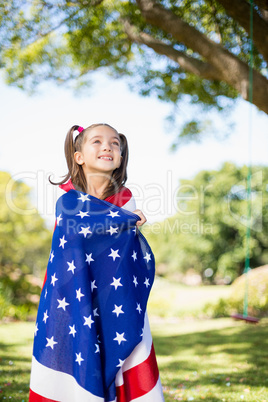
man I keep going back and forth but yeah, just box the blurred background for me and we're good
[0,1,268,400]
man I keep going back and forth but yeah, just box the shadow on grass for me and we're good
[0,341,32,400]
[153,320,268,400]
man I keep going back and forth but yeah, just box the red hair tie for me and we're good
[73,126,84,142]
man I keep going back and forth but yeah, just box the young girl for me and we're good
[29,123,164,402]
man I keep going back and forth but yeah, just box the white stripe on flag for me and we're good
[115,312,152,387]
[30,356,109,402]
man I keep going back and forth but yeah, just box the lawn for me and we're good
[0,282,267,401]
[147,277,231,318]
[152,316,268,402]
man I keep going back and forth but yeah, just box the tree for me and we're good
[144,162,268,282]
[0,1,267,142]
[0,171,51,316]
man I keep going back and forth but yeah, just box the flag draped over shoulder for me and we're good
[29,190,163,402]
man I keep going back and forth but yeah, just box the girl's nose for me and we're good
[102,142,111,151]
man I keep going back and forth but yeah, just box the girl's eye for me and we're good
[112,142,120,146]
[93,140,101,144]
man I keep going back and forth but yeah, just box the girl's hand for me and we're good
[133,209,147,227]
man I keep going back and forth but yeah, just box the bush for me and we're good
[203,265,268,319]
[0,281,38,321]
[229,264,268,317]
[203,297,232,318]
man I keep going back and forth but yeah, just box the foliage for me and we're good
[203,265,268,318]
[0,171,51,319]
[230,264,268,316]
[144,162,268,281]
[0,0,267,142]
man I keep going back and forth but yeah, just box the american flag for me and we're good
[29,190,164,401]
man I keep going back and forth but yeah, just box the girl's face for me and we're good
[74,125,122,177]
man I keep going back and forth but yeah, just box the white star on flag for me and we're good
[49,251,54,263]
[79,226,92,238]
[95,344,100,353]
[57,297,70,311]
[132,251,137,261]
[50,273,58,287]
[144,278,150,288]
[133,276,138,287]
[76,210,90,219]
[93,308,99,317]
[106,226,119,236]
[143,252,151,263]
[85,253,94,265]
[112,304,124,317]
[69,325,77,338]
[136,303,142,314]
[91,280,97,292]
[56,214,63,225]
[110,277,123,290]
[75,352,84,365]
[83,315,94,328]
[46,336,58,350]
[44,288,48,299]
[113,332,127,345]
[116,359,125,368]
[43,310,49,323]
[67,260,76,274]
[34,323,39,336]
[59,235,67,249]
[77,193,90,202]
[107,210,120,218]
[76,288,85,302]
[108,248,120,261]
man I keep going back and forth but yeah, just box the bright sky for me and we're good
[1,73,267,227]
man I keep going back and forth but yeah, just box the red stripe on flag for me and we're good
[116,343,159,402]
[105,187,132,207]
[29,388,59,402]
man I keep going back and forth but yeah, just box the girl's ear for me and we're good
[74,151,84,166]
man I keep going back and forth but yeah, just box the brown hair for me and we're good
[50,123,129,200]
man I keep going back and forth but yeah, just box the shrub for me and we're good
[229,264,268,317]
[203,265,268,319]
[203,297,232,318]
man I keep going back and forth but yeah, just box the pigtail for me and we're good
[49,125,87,192]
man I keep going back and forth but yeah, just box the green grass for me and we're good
[151,317,268,402]
[0,322,33,401]
[1,282,267,401]
[148,278,231,318]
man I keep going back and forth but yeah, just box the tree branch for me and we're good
[123,20,222,80]
[135,0,268,114]
[136,0,218,61]
[217,0,268,62]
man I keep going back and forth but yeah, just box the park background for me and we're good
[0,1,268,401]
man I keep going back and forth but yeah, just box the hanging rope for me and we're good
[243,0,254,318]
